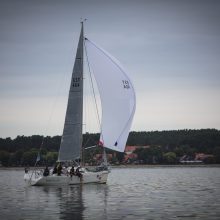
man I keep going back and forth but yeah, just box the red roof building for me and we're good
[125,145,150,154]
[124,153,138,162]
[195,153,214,161]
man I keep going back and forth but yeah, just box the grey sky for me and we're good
[1,0,220,138]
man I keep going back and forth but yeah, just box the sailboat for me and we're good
[24,21,136,186]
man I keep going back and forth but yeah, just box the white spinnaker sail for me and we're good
[85,39,136,152]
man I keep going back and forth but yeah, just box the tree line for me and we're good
[0,129,220,166]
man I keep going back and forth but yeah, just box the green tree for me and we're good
[14,150,24,165]
[115,152,125,163]
[45,152,58,165]
[9,150,24,166]
[213,147,220,163]
[22,149,38,166]
[163,152,177,164]
[134,146,162,164]
[174,147,184,157]
[0,151,10,166]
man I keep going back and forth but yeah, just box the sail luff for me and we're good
[58,24,84,162]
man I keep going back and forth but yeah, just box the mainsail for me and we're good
[58,25,84,161]
[85,39,136,152]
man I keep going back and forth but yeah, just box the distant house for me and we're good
[125,146,137,154]
[123,145,150,163]
[125,145,150,154]
[124,153,138,163]
[93,145,150,164]
[180,153,214,164]
[179,154,202,164]
[195,153,214,161]
[93,153,113,161]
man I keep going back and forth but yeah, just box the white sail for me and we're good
[85,39,136,152]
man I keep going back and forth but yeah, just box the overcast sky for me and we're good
[1,0,220,138]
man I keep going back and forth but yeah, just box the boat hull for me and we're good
[24,170,109,186]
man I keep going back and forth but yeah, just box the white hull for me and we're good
[24,170,109,186]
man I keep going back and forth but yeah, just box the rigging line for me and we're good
[33,59,70,168]
[83,133,93,147]
[80,22,98,157]
[84,39,103,137]
[83,133,100,150]
[83,73,101,148]
[84,41,103,146]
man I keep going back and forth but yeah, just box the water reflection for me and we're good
[35,185,86,220]
[24,184,110,220]
[56,186,84,220]
[82,184,109,220]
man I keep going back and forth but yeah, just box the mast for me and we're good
[80,21,84,166]
[58,22,84,162]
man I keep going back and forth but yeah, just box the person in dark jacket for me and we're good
[52,165,57,174]
[57,163,62,176]
[70,166,75,177]
[76,166,82,179]
[43,166,49,177]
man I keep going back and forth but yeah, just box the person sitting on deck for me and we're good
[75,166,82,178]
[43,166,49,177]
[57,163,62,176]
[70,166,75,177]
[52,165,57,174]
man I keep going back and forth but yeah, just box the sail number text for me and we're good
[72,77,80,87]
[122,80,130,89]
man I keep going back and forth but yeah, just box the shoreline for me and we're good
[111,164,220,168]
[0,164,220,170]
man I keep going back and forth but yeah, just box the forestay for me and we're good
[84,39,136,152]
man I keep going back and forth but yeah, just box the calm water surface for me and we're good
[0,166,220,220]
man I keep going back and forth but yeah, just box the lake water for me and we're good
[0,166,220,220]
